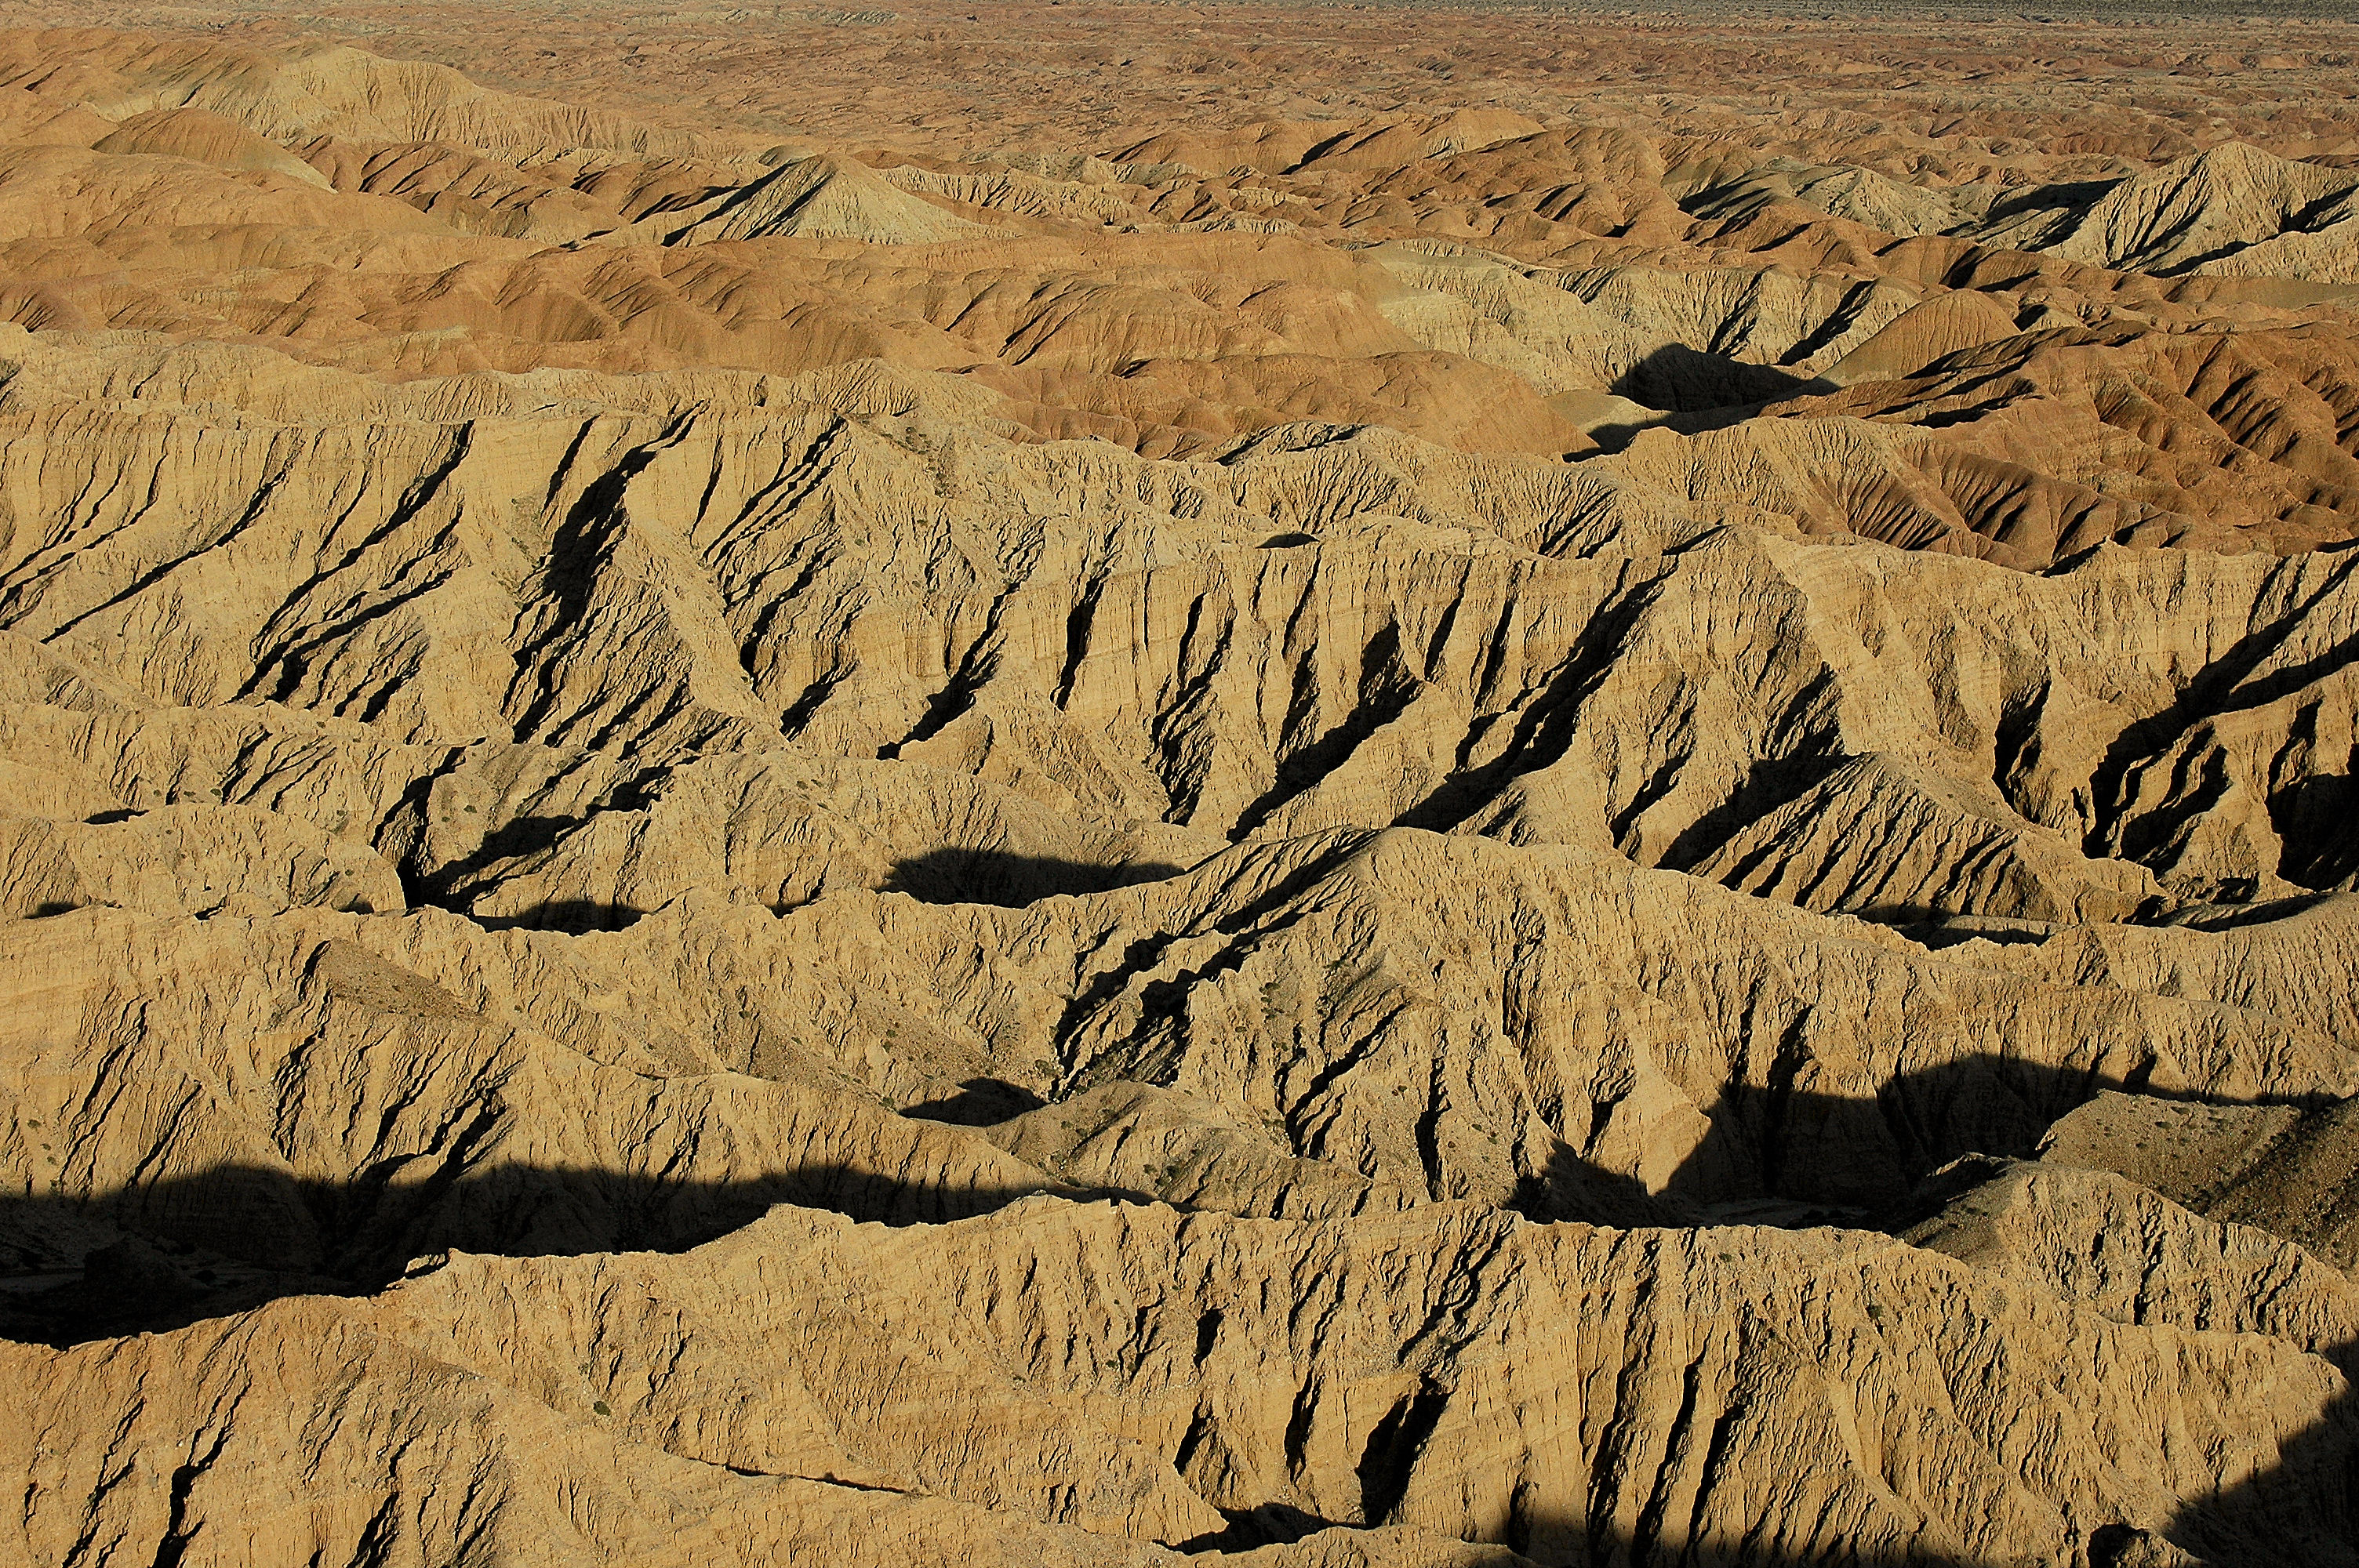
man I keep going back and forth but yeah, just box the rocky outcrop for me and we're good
[2042,1091,2359,1273]
[1904,1156,2359,1358]
[11,1198,2357,1566]
[0,20,2356,1568]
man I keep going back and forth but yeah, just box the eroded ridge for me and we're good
[2,12,2359,1566]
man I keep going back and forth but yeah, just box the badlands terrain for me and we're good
[2,2,2359,1563]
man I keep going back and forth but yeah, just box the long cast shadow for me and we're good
[1606,343,1823,414]
[886,848,1187,906]
[9,1056,2358,1565]
[0,1159,1060,1347]
[2161,1353,2359,1566]
[1650,1052,2332,1221]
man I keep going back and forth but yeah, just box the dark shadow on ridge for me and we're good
[1507,1051,2341,1235]
[2269,771,2359,889]
[9,1054,2358,1564]
[470,898,649,931]
[1230,623,1422,840]
[423,812,583,891]
[886,848,1186,906]
[0,1160,1061,1348]
[1607,343,1821,414]
[1659,1052,2287,1220]
[2157,1338,2359,1567]
[902,1076,1046,1125]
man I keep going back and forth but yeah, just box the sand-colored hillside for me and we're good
[1,12,2358,1567]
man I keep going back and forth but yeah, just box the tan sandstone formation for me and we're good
[0,13,2353,1567]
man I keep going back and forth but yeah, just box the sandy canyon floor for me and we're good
[1,2,2358,1563]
